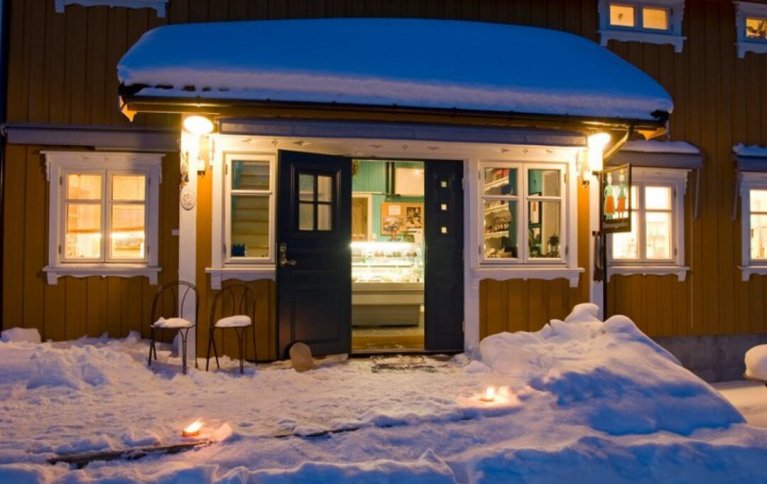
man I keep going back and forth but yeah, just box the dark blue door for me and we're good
[277,150,352,357]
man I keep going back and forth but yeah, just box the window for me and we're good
[43,152,162,285]
[608,168,688,280]
[209,152,276,289]
[739,171,767,280]
[55,0,167,17]
[481,163,566,263]
[598,0,685,52]
[735,2,767,58]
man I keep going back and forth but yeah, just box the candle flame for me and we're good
[182,419,204,437]
[481,386,496,402]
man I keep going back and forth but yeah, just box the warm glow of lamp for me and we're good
[183,115,214,135]
[480,386,496,402]
[587,132,611,173]
[182,419,204,438]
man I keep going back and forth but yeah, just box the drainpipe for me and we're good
[0,0,11,331]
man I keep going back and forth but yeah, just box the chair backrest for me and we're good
[151,280,199,324]
[209,282,257,326]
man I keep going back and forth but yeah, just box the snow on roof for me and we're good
[118,19,673,121]
[622,140,700,154]
[734,143,767,158]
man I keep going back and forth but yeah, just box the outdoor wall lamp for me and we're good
[181,115,216,175]
[183,115,214,136]
[578,132,611,186]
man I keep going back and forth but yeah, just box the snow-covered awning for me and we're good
[118,19,672,126]
[608,140,702,169]
[734,144,767,171]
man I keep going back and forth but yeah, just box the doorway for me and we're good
[277,150,464,357]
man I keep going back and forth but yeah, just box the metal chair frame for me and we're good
[206,282,258,374]
[148,280,199,374]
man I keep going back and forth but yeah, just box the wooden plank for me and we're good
[526,280,546,331]
[84,7,108,125]
[85,278,102,337]
[65,278,87,339]
[228,0,249,20]
[6,0,27,122]
[506,279,527,333]
[481,279,504,337]
[208,0,229,21]
[21,147,45,334]
[64,5,88,124]
[45,0,67,124]
[3,145,27,327]
[24,0,49,122]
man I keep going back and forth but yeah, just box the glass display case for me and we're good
[351,241,423,283]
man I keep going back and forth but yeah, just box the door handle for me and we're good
[279,243,297,267]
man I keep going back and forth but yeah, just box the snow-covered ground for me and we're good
[2,304,767,483]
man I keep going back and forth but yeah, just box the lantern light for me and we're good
[480,386,496,402]
[587,132,611,173]
[182,419,204,438]
[183,115,214,136]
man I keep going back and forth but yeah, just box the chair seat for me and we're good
[215,315,252,328]
[153,317,194,329]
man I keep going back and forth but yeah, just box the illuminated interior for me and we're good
[746,17,767,40]
[230,160,270,259]
[750,189,767,260]
[612,185,673,261]
[609,4,636,27]
[642,7,669,31]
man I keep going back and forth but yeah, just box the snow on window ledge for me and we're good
[206,266,275,290]
[472,266,584,288]
[608,265,689,282]
[740,265,767,282]
[43,265,160,285]
[55,0,166,17]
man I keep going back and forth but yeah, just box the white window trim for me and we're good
[607,167,689,281]
[209,150,276,289]
[42,151,162,285]
[598,0,686,53]
[739,171,767,281]
[55,0,166,17]
[473,157,582,288]
[735,2,767,58]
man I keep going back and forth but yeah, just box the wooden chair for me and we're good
[206,282,257,374]
[148,281,199,374]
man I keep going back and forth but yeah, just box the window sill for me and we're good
[599,29,685,53]
[206,266,276,289]
[737,41,767,59]
[608,265,689,282]
[43,264,160,285]
[739,265,767,282]
[472,266,584,288]
[55,0,167,17]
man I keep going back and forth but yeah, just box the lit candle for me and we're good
[481,386,496,402]
[182,419,203,438]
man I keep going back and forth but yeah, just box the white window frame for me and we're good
[208,151,276,289]
[43,151,162,285]
[607,167,689,281]
[739,172,767,281]
[735,2,767,58]
[598,0,686,53]
[474,159,582,287]
[55,0,166,17]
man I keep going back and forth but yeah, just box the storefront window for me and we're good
[749,189,767,260]
[482,163,564,263]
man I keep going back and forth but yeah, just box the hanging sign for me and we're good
[601,164,631,233]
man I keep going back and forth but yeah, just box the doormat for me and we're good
[370,355,448,374]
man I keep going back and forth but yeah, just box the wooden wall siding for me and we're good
[1,146,179,340]
[6,0,767,342]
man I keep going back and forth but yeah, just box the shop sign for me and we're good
[601,164,631,233]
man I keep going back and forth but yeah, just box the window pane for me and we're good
[111,204,145,259]
[66,204,101,258]
[751,214,767,260]
[750,189,767,212]
[484,168,517,196]
[645,212,672,259]
[746,17,767,40]
[230,195,269,258]
[645,186,672,210]
[232,160,269,190]
[642,7,669,30]
[533,201,561,258]
[299,202,314,230]
[299,174,314,201]
[483,200,517,258]
[112,175,145,201]
[610,4,635,27]
[67,174,102,200]
[529,169,560,197]
[317,176,333,202]
[612,220,639,260]
[318,204,332,231]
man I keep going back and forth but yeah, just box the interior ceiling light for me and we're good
[183,115,214,135]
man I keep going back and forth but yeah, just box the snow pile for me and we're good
[734,143,767,158]
[744,345,767,381]
[0,306,766,482]
[118,19,672,121]
[1,327,41,344]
